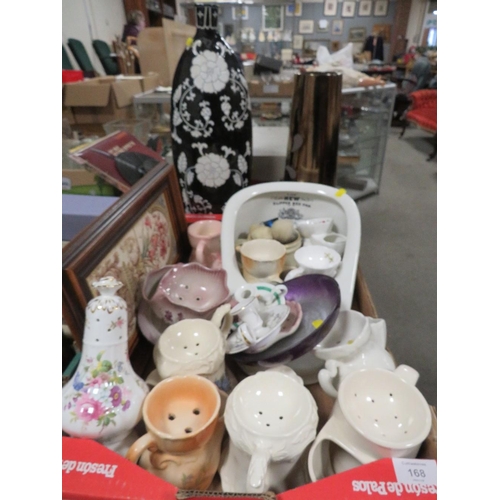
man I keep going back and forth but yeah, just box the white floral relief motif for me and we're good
[173,78,215,139]
[191,50,229,94]
[220,69,250,132]
[195,154,231,188]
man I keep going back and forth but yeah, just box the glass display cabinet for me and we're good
[336,82,397,200]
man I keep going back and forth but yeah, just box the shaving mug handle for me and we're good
[211,303,233,338]
[318,360,341,399]
[395,364,419,386]
[247,447,272,493]
[368,317,387,348]
[284,266,304,281]
[195,240,208,266]
[125,432,155,464]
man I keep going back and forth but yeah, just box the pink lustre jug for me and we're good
[62,276,149,456]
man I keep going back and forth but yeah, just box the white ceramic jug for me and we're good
[316,311,396,398]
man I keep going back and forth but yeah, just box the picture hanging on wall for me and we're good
[358,0,373,17]
[317,19,329,32]
[232,6,249,20]
[348,26,367,43]
[298,19,315,34]
[332,19,343,35]
[292,34,304,49]
[286,3,302,17]
[341,1,356,18]
[374,0,388,17]
[373,23,392,42]
[262,5,284,31]
[323,0,337,17]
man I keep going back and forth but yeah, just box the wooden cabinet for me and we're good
[123,0,176,28]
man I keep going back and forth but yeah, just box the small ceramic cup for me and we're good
[188,220,222,269]
[126,375,225,490]
[309,232,347,256]
[294,218,334,239]
[285,245,342,281]
[239,239,287,284]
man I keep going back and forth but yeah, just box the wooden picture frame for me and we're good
[298,19,314,34]
[374,0,388,17]
[358,0,373,17]
[349,27,367,43]
[323,0,338,17]
[341,1,356,17]
[332,19,343,35]
[62,163,189,353]
[262,5,284,31]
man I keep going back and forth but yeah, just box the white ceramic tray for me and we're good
[221,182,361,311]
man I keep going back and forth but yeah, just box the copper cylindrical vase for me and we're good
[284,72,342,185]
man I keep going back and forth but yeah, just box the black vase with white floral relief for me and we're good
[171,3,252,214]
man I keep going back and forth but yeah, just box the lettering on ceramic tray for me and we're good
[272,200,312,208]
[351,480,437,496]
[62,459,118,478]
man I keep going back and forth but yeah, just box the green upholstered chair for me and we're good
[67,38,96,74]
[92,39,120,76]
[62,45,73,70]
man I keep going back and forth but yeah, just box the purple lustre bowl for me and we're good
[138,262,231,344]
[231,274,341,366]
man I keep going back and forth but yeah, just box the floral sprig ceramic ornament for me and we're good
[62,277,149,456]
[171,2,252,214]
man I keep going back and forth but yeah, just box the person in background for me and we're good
[392,47,432,123]
[363,30,384,61]
[122,10,146,45]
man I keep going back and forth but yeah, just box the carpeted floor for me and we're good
[356,126,437,406]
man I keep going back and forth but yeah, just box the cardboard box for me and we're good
[63,73,160,125]
[61,270,437,499]
[62,438,437,500]
[249,79,295,98]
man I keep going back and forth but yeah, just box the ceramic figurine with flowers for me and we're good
[171,2,252,214]
[62,277,149,455]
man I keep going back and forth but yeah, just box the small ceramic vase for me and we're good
[62,277,149,456]
[151,304,233,392]
[220,366,318,494]
[188,219,222,269]
[126,375,226,490]
[315,311,396,399]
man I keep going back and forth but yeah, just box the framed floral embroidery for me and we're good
[63,163,189,353]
